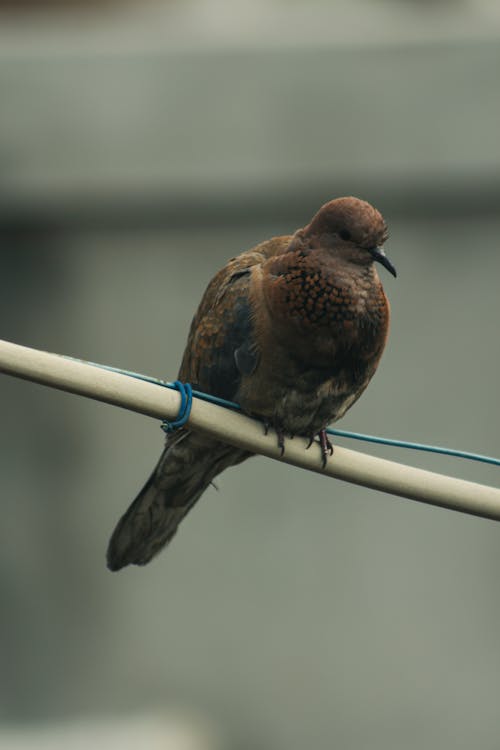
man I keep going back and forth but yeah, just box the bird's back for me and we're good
[178,235,291,400]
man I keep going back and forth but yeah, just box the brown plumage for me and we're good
[107,196,396,571]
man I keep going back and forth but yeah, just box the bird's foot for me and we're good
[276,429,286,457]
[319,429,334,468]
[262,420,288,456]
[306,429,334,468]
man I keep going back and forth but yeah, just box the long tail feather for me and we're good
[107,431,249,571]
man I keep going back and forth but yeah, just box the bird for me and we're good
[107,196,396,571]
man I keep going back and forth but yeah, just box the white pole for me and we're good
[0,337,499,521]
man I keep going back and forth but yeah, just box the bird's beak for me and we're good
[370,247,397,278]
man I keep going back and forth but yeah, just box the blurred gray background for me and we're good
[1,1,500,748]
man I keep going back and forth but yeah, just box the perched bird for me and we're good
[107,196,396,571]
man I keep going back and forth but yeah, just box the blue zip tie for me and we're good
[67,357,500,468]
[161,380,193,433]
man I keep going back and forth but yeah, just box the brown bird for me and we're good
[107,196,396,571]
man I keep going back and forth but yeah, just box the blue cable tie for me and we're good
[161,380,193,433]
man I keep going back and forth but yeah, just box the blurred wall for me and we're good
[1,2,500,749]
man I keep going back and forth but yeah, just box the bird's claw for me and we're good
[277,429,285,457]
[319,429,334,468]
[266,421,322,460]
[262,420,287,456]
[306,429,334,468]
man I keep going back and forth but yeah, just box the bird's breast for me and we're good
[260,255,390,366]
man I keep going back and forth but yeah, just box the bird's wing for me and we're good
[178,236,290,401]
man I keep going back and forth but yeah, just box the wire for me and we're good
[72,357,500,468]
[327,429,500,467]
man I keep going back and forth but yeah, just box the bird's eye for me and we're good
[339,229,351,241]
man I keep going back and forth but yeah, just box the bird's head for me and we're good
[299,196,396,278]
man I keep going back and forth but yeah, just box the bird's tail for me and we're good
[107,431,250,571]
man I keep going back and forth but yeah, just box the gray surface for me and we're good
[1,3,500,749]
[0,15,499,199]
